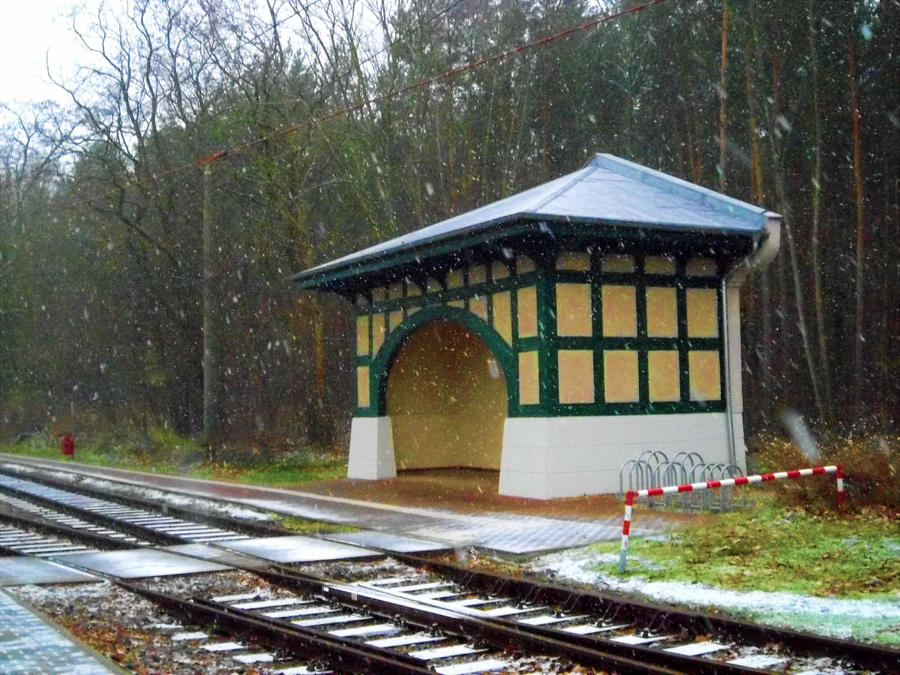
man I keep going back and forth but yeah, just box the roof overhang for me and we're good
[292,154,775,295]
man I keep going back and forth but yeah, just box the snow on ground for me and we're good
[531,547,900,644]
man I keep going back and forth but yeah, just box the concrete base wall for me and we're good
[348,413,747,499]
[498,413,743,499]
[347,416,397,480]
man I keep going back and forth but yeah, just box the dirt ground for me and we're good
[299,467,651,519]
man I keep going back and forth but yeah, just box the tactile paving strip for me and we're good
[0,589,114,673]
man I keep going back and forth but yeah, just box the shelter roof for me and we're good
[294,153,772,288]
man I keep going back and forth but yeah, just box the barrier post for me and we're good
[618,490,636,573]
[836,464,845,508]
[618,464,844,573]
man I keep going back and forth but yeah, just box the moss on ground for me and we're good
[594,498,899,598]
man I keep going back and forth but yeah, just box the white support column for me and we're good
[347,416,397,479]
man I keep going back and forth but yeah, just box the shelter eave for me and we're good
[293,216,761,294]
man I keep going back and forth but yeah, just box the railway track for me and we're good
[0,459,897,674]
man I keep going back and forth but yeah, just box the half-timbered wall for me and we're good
[352,249,724,420]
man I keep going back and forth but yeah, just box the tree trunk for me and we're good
[718,0,730,192]
[848,36,866,410]
[202,161,221,446]
[769,53,825,421]
[808,0,832,418]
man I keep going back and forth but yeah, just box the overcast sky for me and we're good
[0,0,95,107]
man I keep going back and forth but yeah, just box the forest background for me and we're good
[0,0,897,457]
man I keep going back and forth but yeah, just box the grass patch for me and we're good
[593,497,900,598]
[274,515,358,535]
[192,458,345,486]
[0,435,344,488]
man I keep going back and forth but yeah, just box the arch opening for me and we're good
[386,320,508,471]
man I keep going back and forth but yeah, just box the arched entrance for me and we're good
[386,320,508,470]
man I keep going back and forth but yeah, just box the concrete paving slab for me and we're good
[163,543,271,569]
[319,530,452,554]
[222,535,381,563]
[0,557,100,586]
[53,549,231,578]
[0,589,118,673]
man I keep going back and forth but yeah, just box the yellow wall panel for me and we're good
[556,252,591,271]
[447,269,465,289]
[687,288,719,337]
[603,350,639,402]
[689,350,721,401]
[491,261,510,280]
[469,264,486,285]
[372,313,386,353]
[389,283,404,299]
[449,299,465,309]
[686,257,717,277]
[426,278,442,294]
[517,255,535,274]
[407,283,422,297]
[389,309,403,332]
[518,350,540,404]
[646,286,678,337]
[602,284,637,337]
[357,366,370,408]
[371,287,386,302]
[601,254,634,273]
[517,286,538,337]
[492,291,512,344]
[356,315,370,356]
[470,296,488,321]
[648,350,680,401]
[558,350,594,404]
[556,283,593,336]
[645,255,676,275]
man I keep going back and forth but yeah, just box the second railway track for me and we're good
[0,458,896,674]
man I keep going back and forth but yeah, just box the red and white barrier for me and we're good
[618,464,845,572]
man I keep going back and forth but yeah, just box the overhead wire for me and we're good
[57,0,667,212]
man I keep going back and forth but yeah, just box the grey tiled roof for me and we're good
[295,153,770,281]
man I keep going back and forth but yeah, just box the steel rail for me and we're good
[2,458,897,672]
[99,578,438,675]
[393,552,900,673]
[0,513,681,673]
[0,480,187,546]
[0,463,292,539]
[0,509,135,552]
[254,564,723,675]
[0,473,701,674]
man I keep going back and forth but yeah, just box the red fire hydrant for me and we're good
[60,433,75,459]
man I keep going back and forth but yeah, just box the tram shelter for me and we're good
[292,154,780,499]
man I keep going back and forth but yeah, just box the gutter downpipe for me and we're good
[721,212,782,467]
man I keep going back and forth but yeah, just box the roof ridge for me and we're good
[527,161,598,213]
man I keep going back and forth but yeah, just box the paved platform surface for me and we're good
[0,456,672,555]
[0,588,119,673]
[0,557,99,586]
[54,548,231,579]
